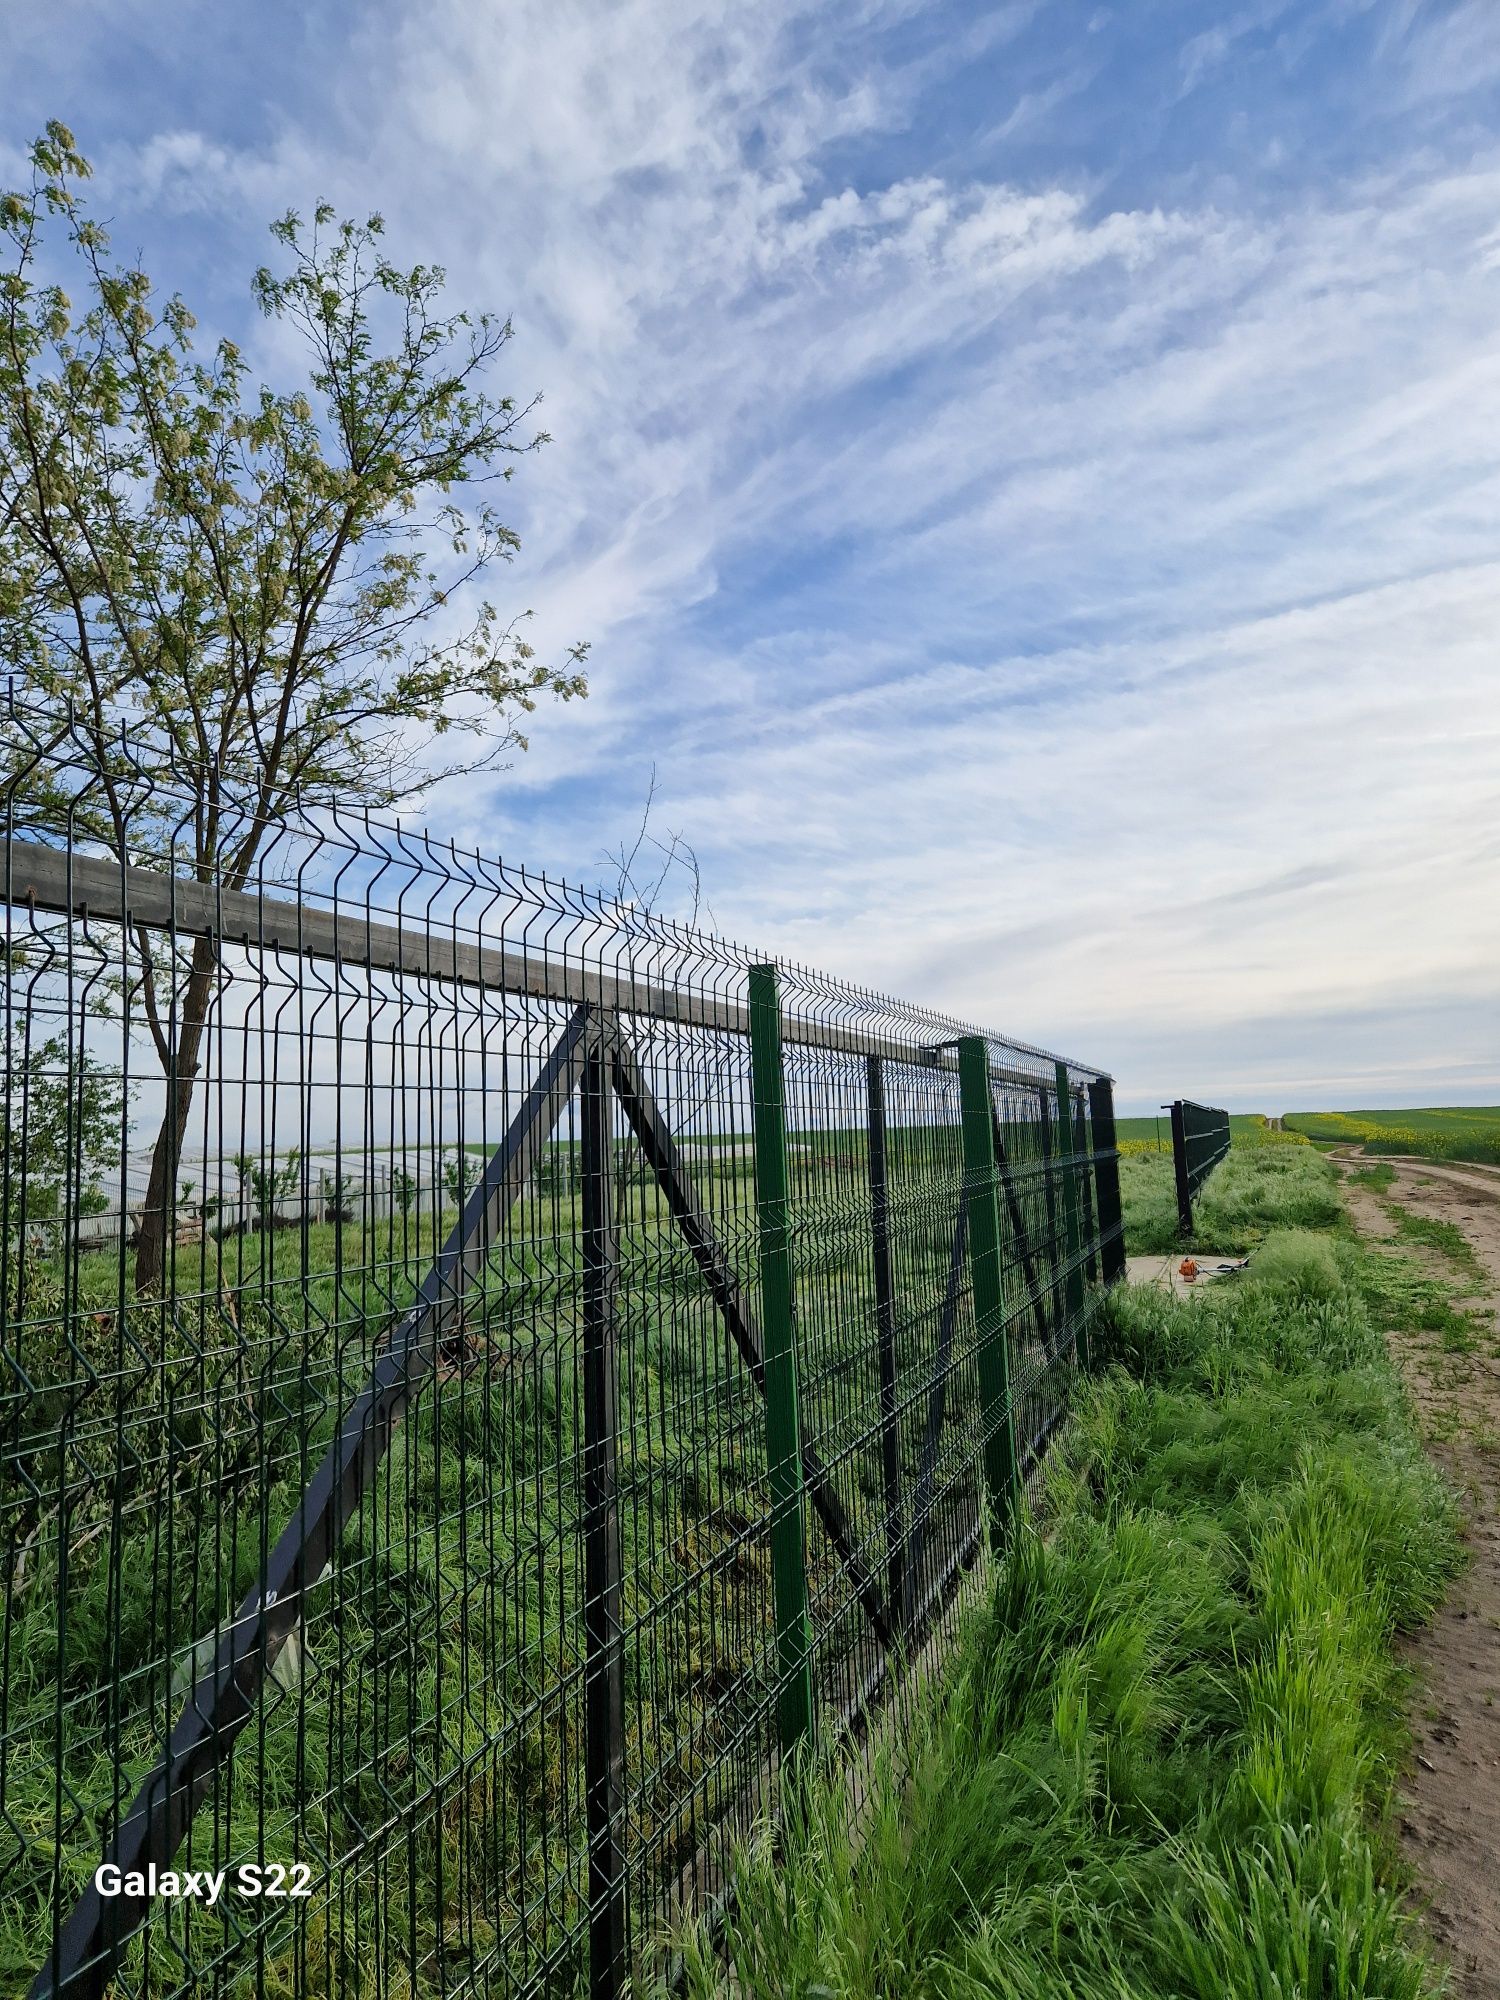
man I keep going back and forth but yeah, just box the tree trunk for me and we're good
[133,934,220,1296]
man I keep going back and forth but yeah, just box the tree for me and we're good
[443,1149,476,1210]
[0,1026,124,1252]
[0,123,588,1292]
[233,1147,302,1229]
[317,1168,353,1224]
[599,762,719,933]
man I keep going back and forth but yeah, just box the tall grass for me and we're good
[672,1219,1460,1999]
[1122,1141,1343,1256]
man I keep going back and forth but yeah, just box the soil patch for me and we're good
[1338,1152,1500,1998]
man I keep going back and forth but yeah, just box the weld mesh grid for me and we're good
[1178,1100,1232,1198]
[1,716,1116,1999]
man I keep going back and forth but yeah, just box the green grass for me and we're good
[1349,1163,1396,1193]
[1121,1141,1342,1258]
[1285,1107,1500,1166]
[1244,1226,1343,1298]
[1384,1203,1489,1288]
[1354,1238,1487,1358]
[671,1194,1462,1999]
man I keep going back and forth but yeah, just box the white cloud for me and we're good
[11,0,1500,1112]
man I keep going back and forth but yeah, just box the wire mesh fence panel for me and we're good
[605,1014,779,1960]
[1,703,1121,2000]
[1168,1099,1232,1235]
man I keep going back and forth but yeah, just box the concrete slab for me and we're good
[1126,1253,1248,1298]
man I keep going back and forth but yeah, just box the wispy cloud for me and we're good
[7,0,1500,1110]
[1397,0,1500,101]
[1177,4,1297,96]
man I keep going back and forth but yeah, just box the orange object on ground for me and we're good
[1178,1257,1199,1281]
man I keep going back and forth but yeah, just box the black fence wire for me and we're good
[1,706,1123,2000]
[1167,1099,1232,1235]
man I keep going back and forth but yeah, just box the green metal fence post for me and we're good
[748,962,815,1754]
[1055,1061,1089,1369]
[1072,1088,1098,1288]
[865,1055,905,1630]
[1034,1076,1060,1333]
[956,1037,1019,1544]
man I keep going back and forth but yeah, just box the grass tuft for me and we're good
[1384,1202,1488,1287]
[669,1164,1461,1999]
[1251,1228,1344,1299]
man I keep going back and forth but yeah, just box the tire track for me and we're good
[1340,1157,1500,1999]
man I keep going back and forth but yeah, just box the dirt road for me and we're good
[1337,1152,1500,1998]
[1358,1153,1500,1192]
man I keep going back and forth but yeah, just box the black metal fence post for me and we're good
[1170,1099,1193,1236]
[1087,1077,1125,1287]
[865,1056,905,1631]
[748,964,815,1753]
[582,1032,627,2000]
[1054,1063,1088,1368]
[957,1039,1019,1546]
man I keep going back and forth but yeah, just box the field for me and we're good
[1284,1106,1500,1165]
[1112,1111,1300,1150]
[677,1150,1465,1997]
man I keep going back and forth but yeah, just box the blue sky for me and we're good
[7,0,1500,1112]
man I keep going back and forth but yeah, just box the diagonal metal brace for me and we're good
[607,1032,895,1652]
[32,1007,594,2000]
